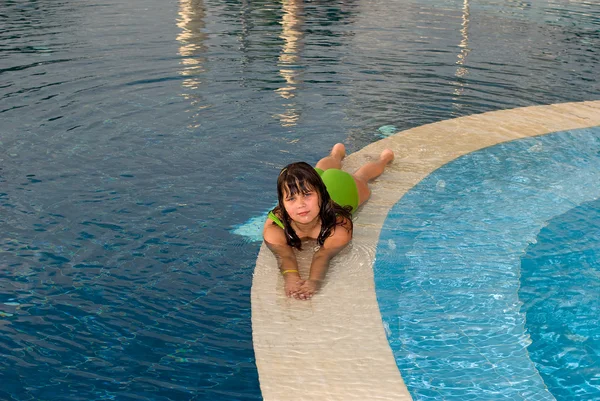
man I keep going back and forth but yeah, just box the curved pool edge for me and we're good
[251,100,600,401]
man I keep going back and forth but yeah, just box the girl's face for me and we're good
[282,183,321,225]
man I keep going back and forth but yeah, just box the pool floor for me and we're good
[251,100,600,400]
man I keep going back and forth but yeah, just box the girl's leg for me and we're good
[315,143,346,171]
[353,149,394,206]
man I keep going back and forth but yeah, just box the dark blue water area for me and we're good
[374,127,600,400]
[1,0,599,399]
[519,199,600,400]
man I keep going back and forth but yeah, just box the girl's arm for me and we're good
[263,219,303,297]
[307,236,350,281]
[296,218,353,299]
[264,239,299,274]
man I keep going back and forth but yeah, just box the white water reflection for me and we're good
[275,0,304,127]
[177,0,207,93]
[451,0,471,112]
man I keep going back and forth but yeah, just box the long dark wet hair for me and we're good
[270,162,353,250]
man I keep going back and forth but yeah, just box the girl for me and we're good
[263,143,395,300]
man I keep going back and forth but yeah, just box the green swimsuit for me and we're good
[268,168,359,229]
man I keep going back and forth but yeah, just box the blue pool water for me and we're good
[374,126,600,400]
[520,198,600,400]
[1,0,599,399]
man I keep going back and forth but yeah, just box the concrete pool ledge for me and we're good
[251,100,600,401]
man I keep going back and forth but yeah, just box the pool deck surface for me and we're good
[251,100,600,400]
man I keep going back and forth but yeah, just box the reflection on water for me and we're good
[177,0,206,96]
[451,0,471,108]
[275,0,304,127]
[277,0,304,100]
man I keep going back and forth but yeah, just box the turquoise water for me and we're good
[520,199,600,399]
[1,0,599,399]
[374,126,600,400]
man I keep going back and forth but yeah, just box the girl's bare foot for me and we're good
[380,149,394,164]
[331,143,346,161]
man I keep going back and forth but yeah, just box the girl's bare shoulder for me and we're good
[324,217,352,248]
[263,215,287,245]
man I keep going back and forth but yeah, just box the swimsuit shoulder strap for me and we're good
[267,210,285,229]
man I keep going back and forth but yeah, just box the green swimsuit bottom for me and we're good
[268,168,359,229]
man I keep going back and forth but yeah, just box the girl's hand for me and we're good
[294,279,321,300]
[283,273,304,298]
